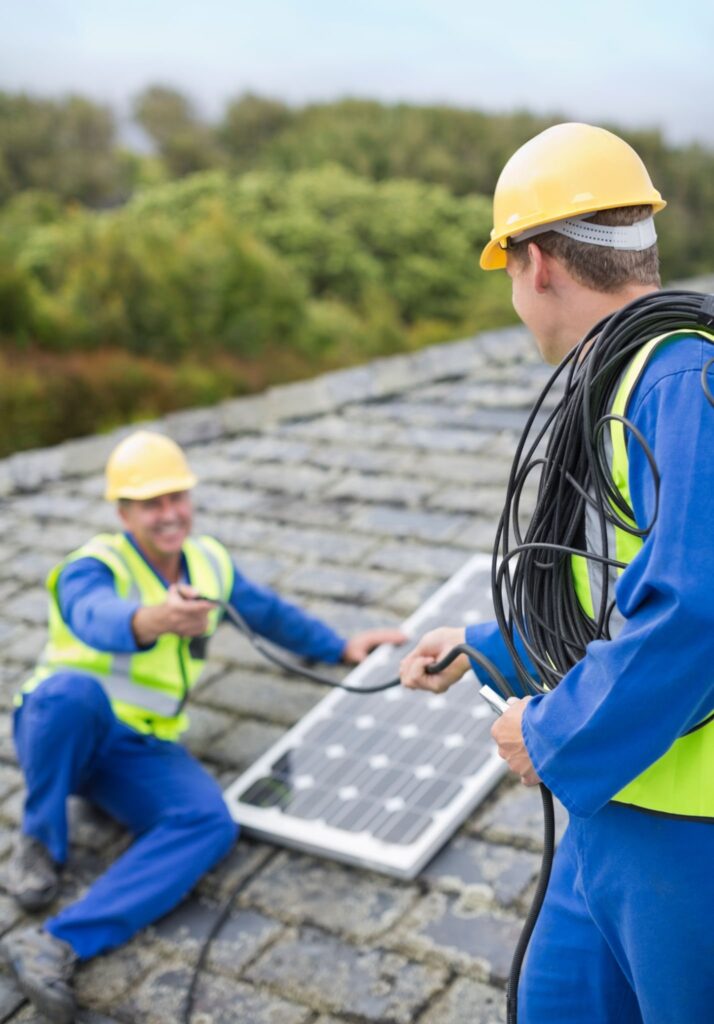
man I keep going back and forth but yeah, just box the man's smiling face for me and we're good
[118,490,193,560]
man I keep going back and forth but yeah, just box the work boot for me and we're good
[1,925,77,1023]
[5,835,60,911]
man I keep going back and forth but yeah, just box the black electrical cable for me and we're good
[492,290,714,694]
[430,646,555,1024]
[182,879,246,1023]
[203,598,403,691]
[507,784,555,1024]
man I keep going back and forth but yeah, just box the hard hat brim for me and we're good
[105,472,198,502]
[480,240,508,271]
[480,197,667,272]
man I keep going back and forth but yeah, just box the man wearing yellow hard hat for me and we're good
[402,124,714,1021]
[1,430,405,1021]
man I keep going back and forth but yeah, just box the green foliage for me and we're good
[4,165,508,372]
[0,92,129,205]
[0,163,516,453]
[223,99,714,280]
[622,129,714,278]
[127,165,496,326]
[133,86,226,178]
[1,87,713,456]
[11,199,307,359]
[219,93,294,170]
[0,349,254,458]
[1,89,713,278]
[0,258,33,337]
[237,99,553,196]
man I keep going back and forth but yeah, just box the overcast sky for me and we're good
[3,0,713,148]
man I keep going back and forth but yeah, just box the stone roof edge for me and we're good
[0,325,529,496]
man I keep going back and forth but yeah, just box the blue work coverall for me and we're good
[14,539,345,959]
[466,336,714,1023]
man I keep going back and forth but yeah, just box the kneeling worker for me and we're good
[2,430,405,1022]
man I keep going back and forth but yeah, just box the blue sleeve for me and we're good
[229,567,347,664]
[57,558,143,653]
[464,620,533,698]
[522,339,714,817]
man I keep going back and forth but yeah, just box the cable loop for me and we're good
[492,290,714,694]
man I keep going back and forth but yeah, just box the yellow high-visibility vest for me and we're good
[21,533,234,741]
[571,330,714,819]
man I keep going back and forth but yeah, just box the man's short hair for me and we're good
[508,205,661,292]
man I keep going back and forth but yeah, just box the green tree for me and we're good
[219,93,294,170]
[0,92,128,204]
[133,85,224,177]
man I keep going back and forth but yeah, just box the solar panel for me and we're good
[223,554,507,878]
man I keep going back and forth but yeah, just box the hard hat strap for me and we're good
[512,214,657,251]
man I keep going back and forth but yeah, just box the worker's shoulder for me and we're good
[57,534,127,578]
[632,332,713,402]
[642,331,712,380]
[191,533,232,559]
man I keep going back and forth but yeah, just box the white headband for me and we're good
[512,214,657,251]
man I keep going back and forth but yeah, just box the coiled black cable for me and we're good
[492,290,714,694]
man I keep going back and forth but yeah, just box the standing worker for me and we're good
[1,430,405,1022]
[401,124,714,1023]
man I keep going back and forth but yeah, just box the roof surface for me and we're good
[0,324,570,1024]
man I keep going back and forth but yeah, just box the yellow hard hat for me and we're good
[104,430,198,501]
[480,123,666,271]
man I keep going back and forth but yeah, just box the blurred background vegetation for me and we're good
[2,87,713,456]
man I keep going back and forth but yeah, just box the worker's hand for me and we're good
[342,628,408,664]
[491,697,540,786]
[400,626,469,694]
[132,584,215,646]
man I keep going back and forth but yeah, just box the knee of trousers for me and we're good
[171,801,239,860]
[204,802,239,857]
[21,672,114,729]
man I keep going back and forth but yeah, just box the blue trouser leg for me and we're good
[14,673,238,960]
[569,804,714,1024]
[520,803,714,1024]
[519,823,642,1024]
[14,672,116,863]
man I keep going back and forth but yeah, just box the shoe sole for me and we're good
[0,942,76,1023]
[11,886,59,913]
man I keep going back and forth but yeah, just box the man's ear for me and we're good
[528,243,550,294]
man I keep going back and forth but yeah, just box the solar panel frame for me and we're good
[223,553,508,878]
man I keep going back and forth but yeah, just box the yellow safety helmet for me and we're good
[104,430,198,501]
[480,123,666,271]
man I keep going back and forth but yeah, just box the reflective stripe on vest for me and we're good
[30,664,182,718]
[22,533,234,741]
[571,329,714,819]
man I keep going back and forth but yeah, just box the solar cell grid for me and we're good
[224,554,508,876]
